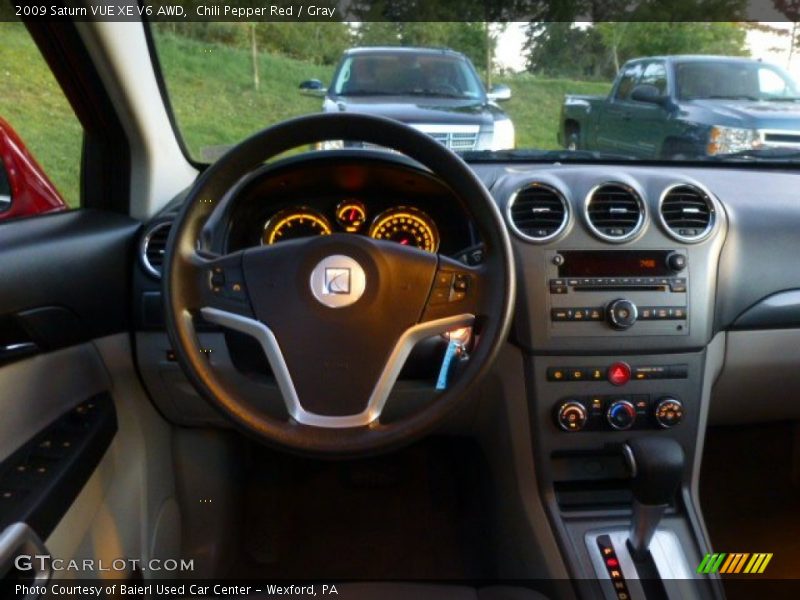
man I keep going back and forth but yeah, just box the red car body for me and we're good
[0,116,67,220]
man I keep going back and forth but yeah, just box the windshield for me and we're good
[677,61,799,101]
[150,21,800,164]
[331,53,484,99]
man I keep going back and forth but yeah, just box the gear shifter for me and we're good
[623,437,685,561]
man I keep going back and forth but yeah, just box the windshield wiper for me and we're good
[706,147,800,161]
[765,96,800,102]
[402,90,471,99]
[461,149,638,161]
[705,94,761,101]
[340,91,402,97]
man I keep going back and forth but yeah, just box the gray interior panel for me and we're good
[711,329,800,425]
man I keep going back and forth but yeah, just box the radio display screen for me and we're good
[558,251,672,277]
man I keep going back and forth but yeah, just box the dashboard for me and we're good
[219,153,476,257]
[134,152,800,432]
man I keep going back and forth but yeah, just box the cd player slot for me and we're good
[573,284,666,292]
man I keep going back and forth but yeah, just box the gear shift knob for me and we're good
[623,437,685,560]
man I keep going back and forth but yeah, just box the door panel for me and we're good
[0,209,179,578]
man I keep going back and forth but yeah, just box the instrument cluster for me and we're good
[260,201,441,253]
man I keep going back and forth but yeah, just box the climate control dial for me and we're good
[606,400,637,430]
[654,397,684,428]
[557,401,588,432]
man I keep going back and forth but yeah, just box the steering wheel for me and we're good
[164,113,515,456]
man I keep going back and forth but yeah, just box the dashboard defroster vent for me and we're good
[585,183,645,243]
[140,221,173,278]
[507,182,570,243]
[659,184,715,242]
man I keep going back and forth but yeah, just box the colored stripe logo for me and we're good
[697,552,772,574]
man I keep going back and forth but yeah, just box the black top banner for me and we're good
[3,0,800,22]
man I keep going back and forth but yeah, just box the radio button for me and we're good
[607,299,638,330]
[551,308,572,321]
[588,308,604,321]
[639,307,655,320]
[667,253,687,272]
[670,278,687,293]
[547,367,568,382]
[668,307,687,319]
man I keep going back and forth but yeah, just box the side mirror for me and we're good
[0,158,11,213]
[299,79,327,97]
[630,84,667,106]
[487,83,512,102]
[0,117,67,220]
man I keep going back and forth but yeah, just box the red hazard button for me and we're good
[608,362,631,386]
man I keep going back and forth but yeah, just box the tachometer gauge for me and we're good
[335,200,367,232]
[368,207,440,253]
[262,207,332,245]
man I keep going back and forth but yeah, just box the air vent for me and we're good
[585,183,645,242]
[140,221,172,278]
[659,184,715,242]
[507,183,570,242]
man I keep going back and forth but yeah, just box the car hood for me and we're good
[323,96,501,126]
[690,99,800,129]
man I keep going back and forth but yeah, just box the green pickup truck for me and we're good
[559,55,800,159]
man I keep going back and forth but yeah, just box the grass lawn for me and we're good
[1,24,612,211]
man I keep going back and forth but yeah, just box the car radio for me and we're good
[547,250,688,337]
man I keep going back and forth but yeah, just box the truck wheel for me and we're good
[662,139,696,160]
[565,128,580,151]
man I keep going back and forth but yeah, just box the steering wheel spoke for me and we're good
[163,113,514,455]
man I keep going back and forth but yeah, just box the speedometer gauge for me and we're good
[368,207,440,253]
[263,207,332,245]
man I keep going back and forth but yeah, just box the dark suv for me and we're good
[300,46,515,152]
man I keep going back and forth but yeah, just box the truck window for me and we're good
[614,63,644,101]
[640,62,668,94]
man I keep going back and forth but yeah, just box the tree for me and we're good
[525,21,748,79]
[524,23,612,79]
[355,22,492,75]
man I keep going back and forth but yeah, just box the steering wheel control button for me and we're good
[654,397,684,428]
[210,267,226,289]
[309,254,367,308]
[607,298,638,330]
[557,401,588,432]
[607,362,631,386]
[606,400,637,431]
[430,269,472,305]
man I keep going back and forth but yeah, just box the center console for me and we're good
[498,168,728,599]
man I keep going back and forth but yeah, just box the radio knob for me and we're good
[654,397,684,428]
[556,401,588,432]
[607,299,638,330]
[666,252,687,272]
[606,400,637,431]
